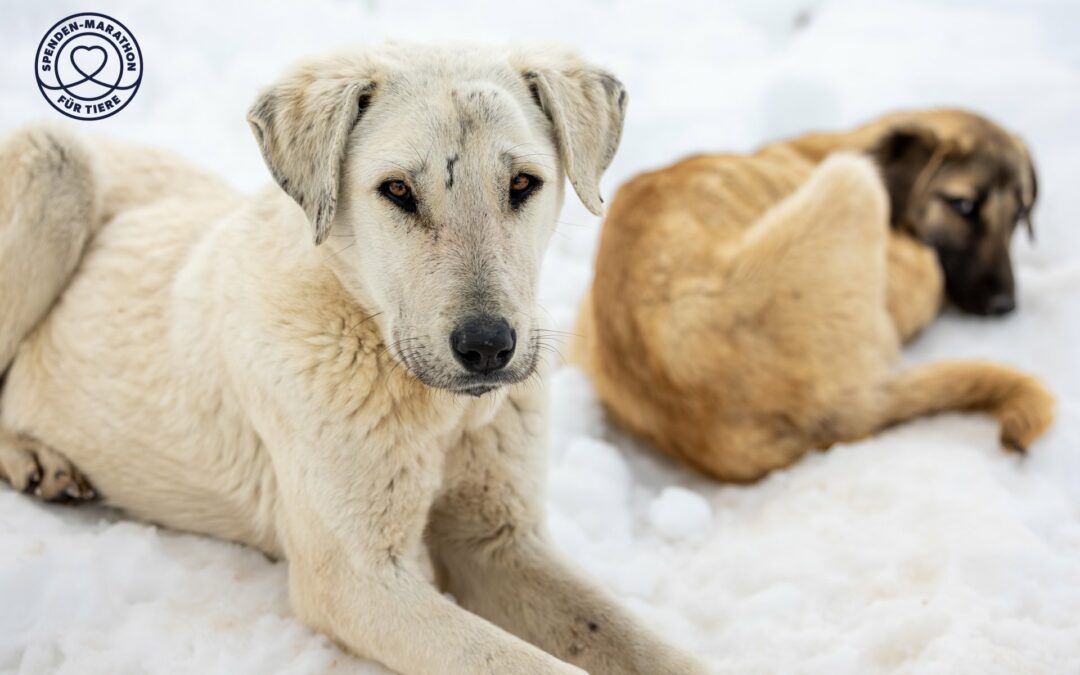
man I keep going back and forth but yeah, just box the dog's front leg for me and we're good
[266,424,586,675]
[429,388,710,675]
[886,230,945,343]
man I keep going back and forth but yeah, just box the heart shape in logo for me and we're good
[71,45,108,81]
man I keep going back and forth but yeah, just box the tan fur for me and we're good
[0,45,705,675]
[574,110,1054,483]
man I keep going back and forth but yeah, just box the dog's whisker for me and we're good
[405,140,422,163]
[377,159,417,175]
[346,311,385,338]
[509,152,557,160]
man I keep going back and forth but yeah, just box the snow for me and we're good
[2,0,1080,673]
[648,488,714,541]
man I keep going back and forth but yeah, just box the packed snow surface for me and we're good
[2,1,1079,673]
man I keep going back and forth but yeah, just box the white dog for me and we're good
[0,45,706,674]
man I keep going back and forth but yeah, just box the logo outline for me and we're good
[34,12,144,121]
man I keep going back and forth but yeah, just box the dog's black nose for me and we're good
[986,292,1016,316]
[450,317,516,373]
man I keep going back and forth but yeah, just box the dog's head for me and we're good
[872,111,1037,316]
[248,45,626,395]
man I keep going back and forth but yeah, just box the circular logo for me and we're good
[35,13,143,121]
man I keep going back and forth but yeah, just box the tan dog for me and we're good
[0,45,706,675]
[574,109,1054,483]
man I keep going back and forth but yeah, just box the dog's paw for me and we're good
[0,432,96,502]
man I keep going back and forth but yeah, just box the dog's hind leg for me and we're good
[0,124,99,501]
[0,123,99,373]
[0,429,95,501]
[672,154,902,479]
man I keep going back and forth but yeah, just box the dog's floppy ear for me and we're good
[512,48,628,215]
[870,125,941,230]
[1016,138,1038,241]
[248,57,379,245]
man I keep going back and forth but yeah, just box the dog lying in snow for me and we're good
[0,44,706,675]
[574,109,1055,482]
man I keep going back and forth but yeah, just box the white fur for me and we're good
[0,45,703,675]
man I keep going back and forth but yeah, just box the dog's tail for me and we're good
[864,360,1055,451]
[0,123,99,375]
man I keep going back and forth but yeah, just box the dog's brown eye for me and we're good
[511,174,531,192]
[379,179,417,213]
[509,173,541,209]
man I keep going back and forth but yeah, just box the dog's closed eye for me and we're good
[938,193,977,220]
[509,173,542,209]
[379,179,417,213]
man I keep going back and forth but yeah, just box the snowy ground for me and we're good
[2,1,1080,673]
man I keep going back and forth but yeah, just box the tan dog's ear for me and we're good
[870,125,942,230]
[248,57,379,245]
[512,48,628,215]
[1016,138,1038,241]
